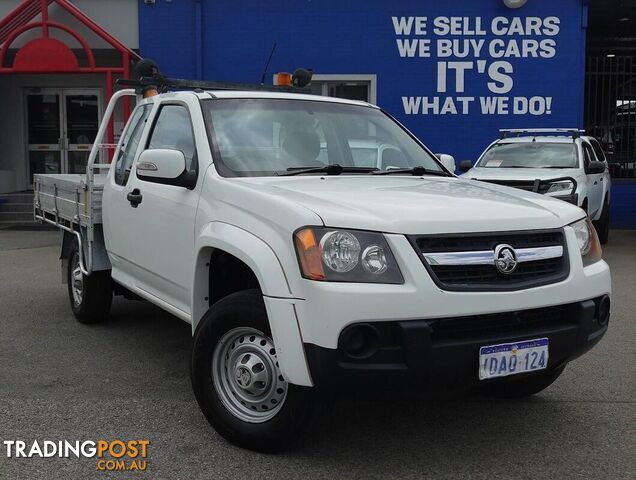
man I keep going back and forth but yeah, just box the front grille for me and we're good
[425,303,578,342]
[410,229,569,291]
[479,179,552,194]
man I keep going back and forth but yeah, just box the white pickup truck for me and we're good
[460,129,612,244]
[34,86,611,452]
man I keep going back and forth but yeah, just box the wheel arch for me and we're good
[191,222,312,386]
[192,222,293,333]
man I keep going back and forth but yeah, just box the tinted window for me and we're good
[147,105,196,170]
[114,105,151,186]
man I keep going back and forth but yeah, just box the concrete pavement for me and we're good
[0,229,634,479]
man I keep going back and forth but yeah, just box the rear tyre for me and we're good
[67,239,112,324]
[593,200,610,245]
[478,366,566,399]
[191,289,315,452]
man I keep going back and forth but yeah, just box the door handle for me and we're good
[127,188,142,208]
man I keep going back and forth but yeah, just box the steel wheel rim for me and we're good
[71,251,84,306]
[212,327,288,423]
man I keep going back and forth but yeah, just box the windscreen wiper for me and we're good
[372,166,450,176]
[277,164,378,176]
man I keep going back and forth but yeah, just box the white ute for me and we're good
[460,129,612,244]
[34,83,611,452]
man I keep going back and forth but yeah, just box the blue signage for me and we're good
[139,0,587,163]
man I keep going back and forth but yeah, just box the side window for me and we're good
[114,105,151,186]
[590,139,607,163]
[146,105,197,171]
[583,143,595,170]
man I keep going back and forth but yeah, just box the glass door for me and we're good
[63,89,101,174]
[26,90,63,180]
[25,88,101,185]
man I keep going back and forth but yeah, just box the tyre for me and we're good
[67,239,112,323]
[593,200,610,245]
[191,289,315,452]
[478,366,566,399]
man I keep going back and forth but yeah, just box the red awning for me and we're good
[0,0,140,74]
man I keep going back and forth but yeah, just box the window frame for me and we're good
[113,104,152,186]
[589,138,607,163]
[302,74,377,104]
[201,97,446,178]
[137,101,199,185]
[582,141,597,171]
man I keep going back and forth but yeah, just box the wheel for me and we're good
[593,199,610,245]
[191,289,315,452]
[478,366,566,399]
[67,239,112,324]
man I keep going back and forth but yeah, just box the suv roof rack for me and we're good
[116,59,314,95]
[499,128,585,139]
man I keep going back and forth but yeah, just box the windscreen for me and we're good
[202,98,443,176]
[477,142,579,169]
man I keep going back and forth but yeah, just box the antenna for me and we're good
[260,43,277,85]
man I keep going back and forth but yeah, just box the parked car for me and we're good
[34,89,611,452]
[460,129,611,243]
[319,140,454,171]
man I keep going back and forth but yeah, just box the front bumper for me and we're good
[267,226,611,388]
[304,296,609,390]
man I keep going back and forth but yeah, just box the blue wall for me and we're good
[139,0,636,230]
[610,182,636,229]
[139,0,587,164]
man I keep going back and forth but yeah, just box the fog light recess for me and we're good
[340,324,380,360]
[598,295,611,326]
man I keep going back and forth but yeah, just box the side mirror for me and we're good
[136,149,196,188]
[459,160,473,172]
[436,153,456,173]
[586,161,606,175]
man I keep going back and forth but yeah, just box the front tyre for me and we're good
[478,365,566,399]
[191,289,315,452]
[67,239,112,324]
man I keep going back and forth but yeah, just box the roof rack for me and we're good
[116,59,314,95]
[116,75,313,94]
[499,128,585,139]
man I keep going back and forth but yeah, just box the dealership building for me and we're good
[0,0,634,227]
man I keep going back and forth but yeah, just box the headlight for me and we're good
[320,231,360,273]
[546,181,574,195]
[569,218,602,266]
[294,227,403,283]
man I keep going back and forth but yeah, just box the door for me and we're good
[582,141,603,217]
[105,101,201,317]
[63,89,101,174]
[26,90,63,179]
[25,88,101,184]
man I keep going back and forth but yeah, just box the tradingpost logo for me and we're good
[3,439,150,472]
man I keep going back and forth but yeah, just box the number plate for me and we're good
[479,338,549,380]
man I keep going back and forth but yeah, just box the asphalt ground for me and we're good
[0,228,634,479]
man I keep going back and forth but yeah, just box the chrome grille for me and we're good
[410,230,569,291]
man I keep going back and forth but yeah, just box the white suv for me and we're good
[460,129,611,243]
